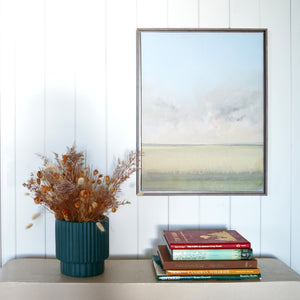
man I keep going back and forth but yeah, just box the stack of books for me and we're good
[152,229,261,281]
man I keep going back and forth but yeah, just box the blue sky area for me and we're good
[141,31,265,145]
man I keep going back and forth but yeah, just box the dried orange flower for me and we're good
[75,202,81,208]
[37,171,43,178]
[40,185,50,193]
[93,169,99,175]
[97,179,102,185]
[62,209,69,221]
[53,173,59,179]
[110,186,116,192]
[62,209,68,217]
[83,190,90,197]
[112,208,117,213]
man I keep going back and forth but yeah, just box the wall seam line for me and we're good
[43,0,47,258]
[229,0,231,28]
[197,0,200,28]
[0,0,3,266]
[289,0,293,268]
[105,0,108,174]
[136,0,139,259]
[14,33,17,259]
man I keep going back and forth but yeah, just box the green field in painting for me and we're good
[141,144,264,192]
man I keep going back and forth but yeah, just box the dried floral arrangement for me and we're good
[23,144,138,223]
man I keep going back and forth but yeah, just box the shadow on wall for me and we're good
[138,224,230,258]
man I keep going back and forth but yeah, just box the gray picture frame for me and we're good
[136,28,267,196]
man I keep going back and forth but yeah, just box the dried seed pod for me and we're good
[91,202,99,210]
[26,223,33,229]
[34,197,41,204]
[96,222,105,232]
[32,212,41,220]
[78,177,84,185]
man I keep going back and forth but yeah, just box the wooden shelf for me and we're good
[0,258,300,299]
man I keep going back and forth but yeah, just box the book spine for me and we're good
[166,268,260,275]
[157,274,261,281]
[162,260,258,270]
[169,242,251,249]
[170,248,253,261]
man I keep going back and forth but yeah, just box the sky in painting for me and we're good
[141,31,265,145]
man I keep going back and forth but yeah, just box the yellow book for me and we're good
[166,268,260,276]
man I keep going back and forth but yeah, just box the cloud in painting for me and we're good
[142,84,264,145]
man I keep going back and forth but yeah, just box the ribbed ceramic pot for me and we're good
[55,217,109,277]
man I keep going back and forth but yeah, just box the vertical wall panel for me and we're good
[260,0,291,265]
[291,0,300,275]
[137,0,168,28]
[75,0,107,170]
[230,0,260,27]
[199,0,229,28]
[168,0,199,28]
[167,0,200,230]
[45,0,77,256]
[45,0,76,152]
[169,197,200,230]
[136,0,169,258]
[230,0,261,256]
[200,196,230,229]
[138,197,169,257]
[0,0,17,264]
[15,0,46,257]
[106,0,138,256]
[198,0,231,229]
[230,196,261,255]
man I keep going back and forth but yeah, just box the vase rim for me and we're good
[55,216,108,224]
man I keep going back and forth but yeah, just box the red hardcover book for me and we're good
[157,245,258,270]
[163,229,251,249]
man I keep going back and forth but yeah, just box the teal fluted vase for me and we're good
[55,217,109,277]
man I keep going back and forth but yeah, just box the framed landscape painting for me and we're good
[136,28,267,195]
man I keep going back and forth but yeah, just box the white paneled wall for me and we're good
[1,0,299,275]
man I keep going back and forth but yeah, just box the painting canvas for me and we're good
[137,29,267,195]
